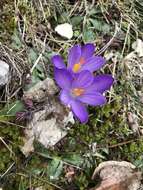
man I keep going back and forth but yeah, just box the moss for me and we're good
[0,0,143,189]
[0,2,16,42]
[0,124,23,172]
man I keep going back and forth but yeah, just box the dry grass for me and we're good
[0,0,143,189]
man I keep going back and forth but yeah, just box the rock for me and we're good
[132,39,143,57]
[0,60,9,86]
[21,77,75,156]
[23,77,58,102]
[91,161,142,190]
[22,99,74,156]
[55,23,73,39]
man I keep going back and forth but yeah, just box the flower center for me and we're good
[73,63,81,72]
[72,57,85,73]
[72,88,85,96]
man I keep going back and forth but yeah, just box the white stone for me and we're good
[55,23,73,39]
[0,60,9,86]
[21,109,74,156]
[132,39,143,57]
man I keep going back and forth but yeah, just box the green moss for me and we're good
[0,2,16,42]
[0,124,22,172]
[0,0,143,189]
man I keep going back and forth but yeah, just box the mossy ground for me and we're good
[0,0,143,189]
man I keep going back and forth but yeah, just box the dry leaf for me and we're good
[123,52,143,91]
[91,161,142,190]
[127,112,140,135]
[65,166,75,182]
[21,133,34,156]
[35,187,43,190]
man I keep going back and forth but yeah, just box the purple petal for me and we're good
[72,70,94,88]
[81,43,95,59]
[68,45,81,69]
[71,100,88,123]
[60,89,71,105]
[51,55,66,69]
[78,92,106,106]
[86,74,114,93]
[81,56,106,72]
[54,68,73,90]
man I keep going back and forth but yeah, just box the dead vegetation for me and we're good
[0,0,143,189]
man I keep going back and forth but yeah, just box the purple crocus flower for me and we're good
[54,69,114,123]
[52,43,105,74]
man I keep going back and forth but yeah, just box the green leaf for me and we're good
[35,64,45,79]
[47,157,63,180]
[0,100,24,116]
[27,48,45,80]
[83,29,95,43]
[19,179,25,190]
[88,6,102,16]
[74,30,80,37]
[58,12,69,23]
[71,16,83,26]
[63,154,83,166]
[28,48,38,65]
[134,158,143,169]
[36,152,52,159]
[102,148,109,155]
[95,152,106,159]
[0,115,14,121]
[90,19,110,34]
[11,30,23,49]
[31,168,43,175]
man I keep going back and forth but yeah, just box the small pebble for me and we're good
[55,23,73,39]
[0,60,9,86]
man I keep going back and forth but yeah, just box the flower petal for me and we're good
[78,92,106,106]
[81,56,106,72]
[72,70,94,88]
[86,75,114,93]
[68,45,81,69]
[51,55,66,69]
[71,100,88,123]
[54,68,73,89]
[81,43,95,59]
[60,89,71,105]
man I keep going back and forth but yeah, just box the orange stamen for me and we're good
[79,57,85,65]
[72,88,85,96]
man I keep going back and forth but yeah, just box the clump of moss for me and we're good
[0,1,16,42]
[0,0,143,189]
[0,124,23,172]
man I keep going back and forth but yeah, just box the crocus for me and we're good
[54,69,114,123]
[52,43,105,74]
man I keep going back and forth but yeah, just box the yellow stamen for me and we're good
[72,57,85,73]
[72,88,85,96]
